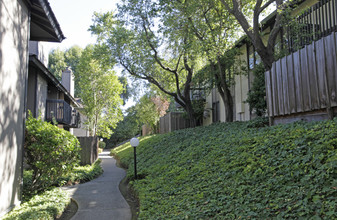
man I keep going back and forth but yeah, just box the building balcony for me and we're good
[46,99,80,128]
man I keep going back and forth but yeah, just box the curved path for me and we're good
[62,150,131,220]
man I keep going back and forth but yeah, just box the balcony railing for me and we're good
[285,0,337,52]
[46,99,80,128]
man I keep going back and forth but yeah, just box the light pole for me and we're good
[130,137,139,179]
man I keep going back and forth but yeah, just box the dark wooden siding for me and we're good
[266,32,337,122]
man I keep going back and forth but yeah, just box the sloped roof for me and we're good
[29,0,65,42]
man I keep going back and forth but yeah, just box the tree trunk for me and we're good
[211,59,234,122]
[180,97,197,128]
[217,84,234,122]
[185,104,197,128]
[255,46,274,71]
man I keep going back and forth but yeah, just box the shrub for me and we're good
[246,63,267,116]
[2,188,69,220]
[245,116,269,128]
[24,113,81,192]
[99,141,106,149]
[56,159,103,185]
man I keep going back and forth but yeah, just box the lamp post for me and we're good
[130,137,139,179]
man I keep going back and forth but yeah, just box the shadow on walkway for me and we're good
[62,150,131,220]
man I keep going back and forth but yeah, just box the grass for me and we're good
[112,118,337,219]
[3,159,103,220]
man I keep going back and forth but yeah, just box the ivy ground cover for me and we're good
[112,119,337,219]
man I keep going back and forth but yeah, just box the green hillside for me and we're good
[112,119,337,219]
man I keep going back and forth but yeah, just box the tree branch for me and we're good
[259,0,276,14]
[141,19,179,74]
[220,0,234,14]
[254,0,263,34]
[141,17,184,98]
[188,17,205,41]
[119,59,181,100]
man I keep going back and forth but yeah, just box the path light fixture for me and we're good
[130,137,139,179]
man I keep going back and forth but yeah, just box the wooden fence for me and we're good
[78,136,98,165]
[159,112,191,134]
[265,32,337,124]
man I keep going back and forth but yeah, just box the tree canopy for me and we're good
[90,7,204,126]
[77,44,124,138]
[48,45,83,96]
[219,0,293,70]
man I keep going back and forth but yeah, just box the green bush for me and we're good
[245,116,269,128]
[24,113,81,192]
[7,159,103,220]
[2,188,69,220]
[113,119,337,219]
[246,63,267,116]
[99,141,106,149]
[57,159,103,185]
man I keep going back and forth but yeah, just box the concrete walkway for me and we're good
[62,150,132,220]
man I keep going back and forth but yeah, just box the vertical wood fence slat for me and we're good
[316,39,328,108]
[293,51,304,112]
[307,42,320,109]
[287,54,296,113]
[334,32,337,106]
[272,64,279,116]
[325,34,337,106]
[282,57,290,114]
[276,61,284,115]
[265,70,274,116]
[266,32,337,121]
[159,112,191,134]
[300,45,311,111]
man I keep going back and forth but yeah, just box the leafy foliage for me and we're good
[2,188,69,220]
[112,119,337,219]
[7,160,103,220]
[24,113,81,192]
[56,159,103,186]
[245,63,267,116]
[48,48,67,81]
[48,46,83,96]
[90,7,202,127]
[77,45,123,138]
[106,106,141,148]
[99,141,106,149]
[134,94,170,133]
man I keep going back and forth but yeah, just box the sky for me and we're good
[48,0,118,51]
[47,0,136,110]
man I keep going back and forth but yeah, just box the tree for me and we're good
[105,105,141,148]
[219,0,291,70]
[90,5,203,127]
[48,46,83,97]
[135,93,170,133]
[118,76,133,105]
[77,45,124,138]
[245,63,267,116]
[161,0,242,122]
[48,48,67,81]
[64,46,83,96]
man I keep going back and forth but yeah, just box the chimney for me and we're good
[29,41,49,66]
[61,67,75,96]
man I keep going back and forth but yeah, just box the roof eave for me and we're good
[29,55,79,108]
[30,0,65,42]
